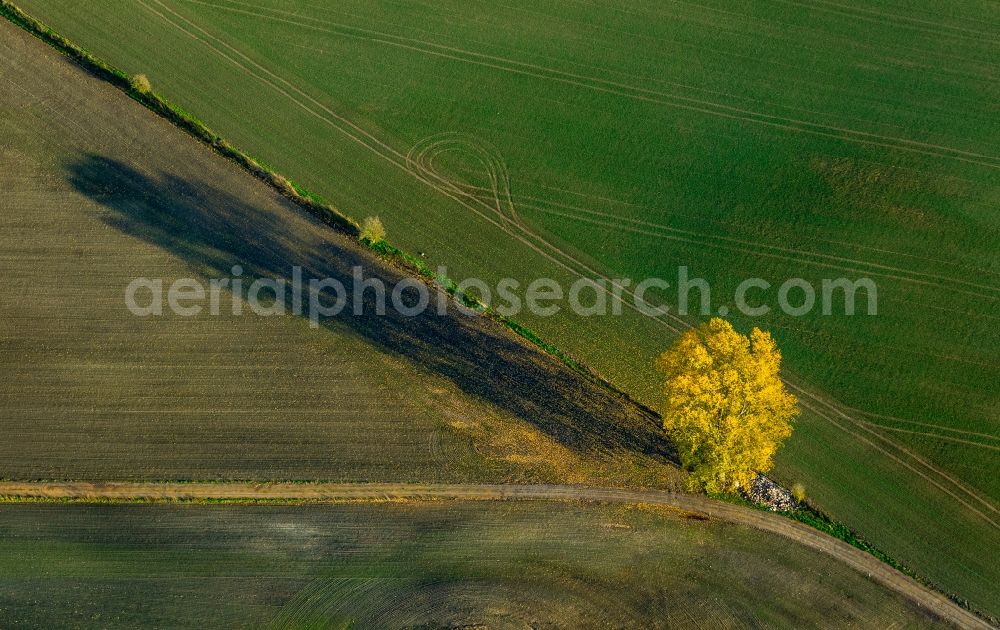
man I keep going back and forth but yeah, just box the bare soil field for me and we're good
[0,497,956,628]
[10,0,997,613]
[2,0,998,621]
[0,19,681,489]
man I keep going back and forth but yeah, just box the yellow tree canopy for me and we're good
[656,318,798,493]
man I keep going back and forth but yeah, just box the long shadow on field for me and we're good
[68,154,678,468]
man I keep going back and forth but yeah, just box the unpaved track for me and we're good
[121,0,1000,531]
[0,481,988,629]
[115,0,1000,529]
[410,134,1000,530]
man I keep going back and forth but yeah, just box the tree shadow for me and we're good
[67,153,677,468]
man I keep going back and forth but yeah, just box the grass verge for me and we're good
[0,0,358,237]
[0,3,991,624]
[0,0,655,424]
[711,491,996,625]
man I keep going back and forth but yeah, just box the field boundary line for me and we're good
[3,0,996,612]
[414,133,1000,526]
[0,480,991,629]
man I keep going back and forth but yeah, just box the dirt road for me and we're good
[0,480,988,629]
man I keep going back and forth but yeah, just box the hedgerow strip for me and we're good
[364,240,593,379]
[0,0,359,237]
[3,5,990,623]
[0,0,625,411]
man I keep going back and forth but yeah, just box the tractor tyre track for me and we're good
[0,480,990,629]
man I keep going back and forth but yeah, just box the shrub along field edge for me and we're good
[0,0,631,416]
[0,1,359,237]
[1,3,992,624]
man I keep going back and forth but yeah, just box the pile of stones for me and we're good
[744,474,796,512]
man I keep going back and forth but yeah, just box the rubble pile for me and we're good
[745,475,796,512]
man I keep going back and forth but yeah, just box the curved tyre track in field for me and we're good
[407,133,1000,531]
[129,0,1000,532]
[22,0,995,606]
[0,481,989,629]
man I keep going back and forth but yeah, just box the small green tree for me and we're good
[360,216,386,244]
[656,318,799,493]
[131,73,152,94]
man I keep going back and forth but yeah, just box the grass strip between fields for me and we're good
[0,0,649,415]
[0,3,995,627]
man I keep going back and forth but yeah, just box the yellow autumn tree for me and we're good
[656,318,798,493]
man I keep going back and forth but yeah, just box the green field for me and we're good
[0,501,946,628]
[11,0,997,614]
[5,19,952,627]
[0,19,683,490]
